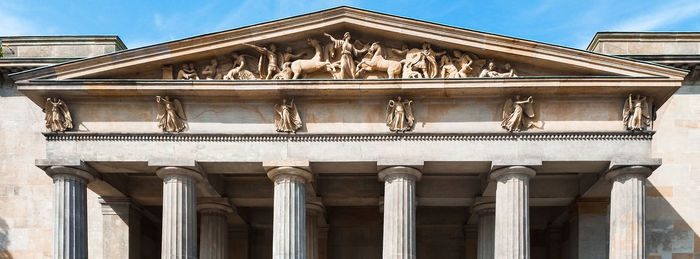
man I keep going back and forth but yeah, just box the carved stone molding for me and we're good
[43,132,654,142]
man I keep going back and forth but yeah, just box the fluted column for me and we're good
[157,167,203,259]
[490,166,535,259]
[379,166,422,259]
[473,197,496,259]
[46,166,94,259]
[306,199,325,259]
[267,167,313,259]
[607,166,652,259]
[198,198,233,259]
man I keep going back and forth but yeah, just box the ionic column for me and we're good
[490,166,536,259]
[267,167,313,259]
[198,198,233,259]
[306,199,325,259]
[606,166,652,259]
[157,167,203,259]
[46,166,94,259]
[379,166,422,259]
[473,197,496,259]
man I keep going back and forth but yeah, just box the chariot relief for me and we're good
[165,32,520,80]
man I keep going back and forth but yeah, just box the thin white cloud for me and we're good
[612,2,700,31]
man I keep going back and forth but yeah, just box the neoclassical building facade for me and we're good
[1,7,699,259]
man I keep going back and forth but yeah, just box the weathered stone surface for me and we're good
[491,166,535,259]
[157,167,203,259]
[267,167,312,259]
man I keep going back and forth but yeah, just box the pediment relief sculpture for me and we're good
[386,96,415,132]
[274,99,302,133]
[43,98,73,132]
[623,94,651,131]
[156,96,187,132]
[501,95,541,132]
[164,32,520,80]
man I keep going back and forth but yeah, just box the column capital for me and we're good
[156,166,203,182]
[489,165,536,181]
[267,166,313,183]
[44,165,95,183]
[378,166,422,182]
[306,197,325,214]
[605,165,652,182]
[198,197,234,213]
[471,197,496,215]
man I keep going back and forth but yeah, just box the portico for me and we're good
[11,7,685,259]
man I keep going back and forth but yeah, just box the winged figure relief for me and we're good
[156,96,187,132]
[623,94,651,131]
[386,96,415,132]
[43,98,73,132]
[274,99,302,133]
[502,95,540,132]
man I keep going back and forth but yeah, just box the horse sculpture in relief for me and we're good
[290,38,333,79]
[355,42,404,79]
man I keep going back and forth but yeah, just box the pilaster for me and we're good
[99,197,142,259]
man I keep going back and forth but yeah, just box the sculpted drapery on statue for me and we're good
[623,94,651,131]
[156,96,187,132]
[274,99,303,133]
[43,98,73,132]
[386,96,415,132]
[168,32,520,80]
[324,32,369,79]
[502,95,540,132]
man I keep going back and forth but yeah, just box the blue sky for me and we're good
[2,0,700,50]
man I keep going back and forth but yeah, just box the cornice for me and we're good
[9,7,687,81]
[43,131,654,142]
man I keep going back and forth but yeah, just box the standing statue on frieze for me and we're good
[43,98,73,132]
[502,95,539,132]
[623,94,651,131]
[274,99,302,133]
[156,96,187,132]
[323,32,369,79]
[385,96,415,132]
[245,43,282,80]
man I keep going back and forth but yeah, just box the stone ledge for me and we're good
[43,131,655,142]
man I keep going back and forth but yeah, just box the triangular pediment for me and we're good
[11,6,687,81]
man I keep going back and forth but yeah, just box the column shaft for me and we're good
[477,212,495,259]
[53,174,89,259]
[379,166,421,259]
[306,211,319,259]
[607,166,651,259]
[46,166,93,259]
[158,167,202,259]
[268,167,312,259]
[199,209,228,259]
[491,166,535,259]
